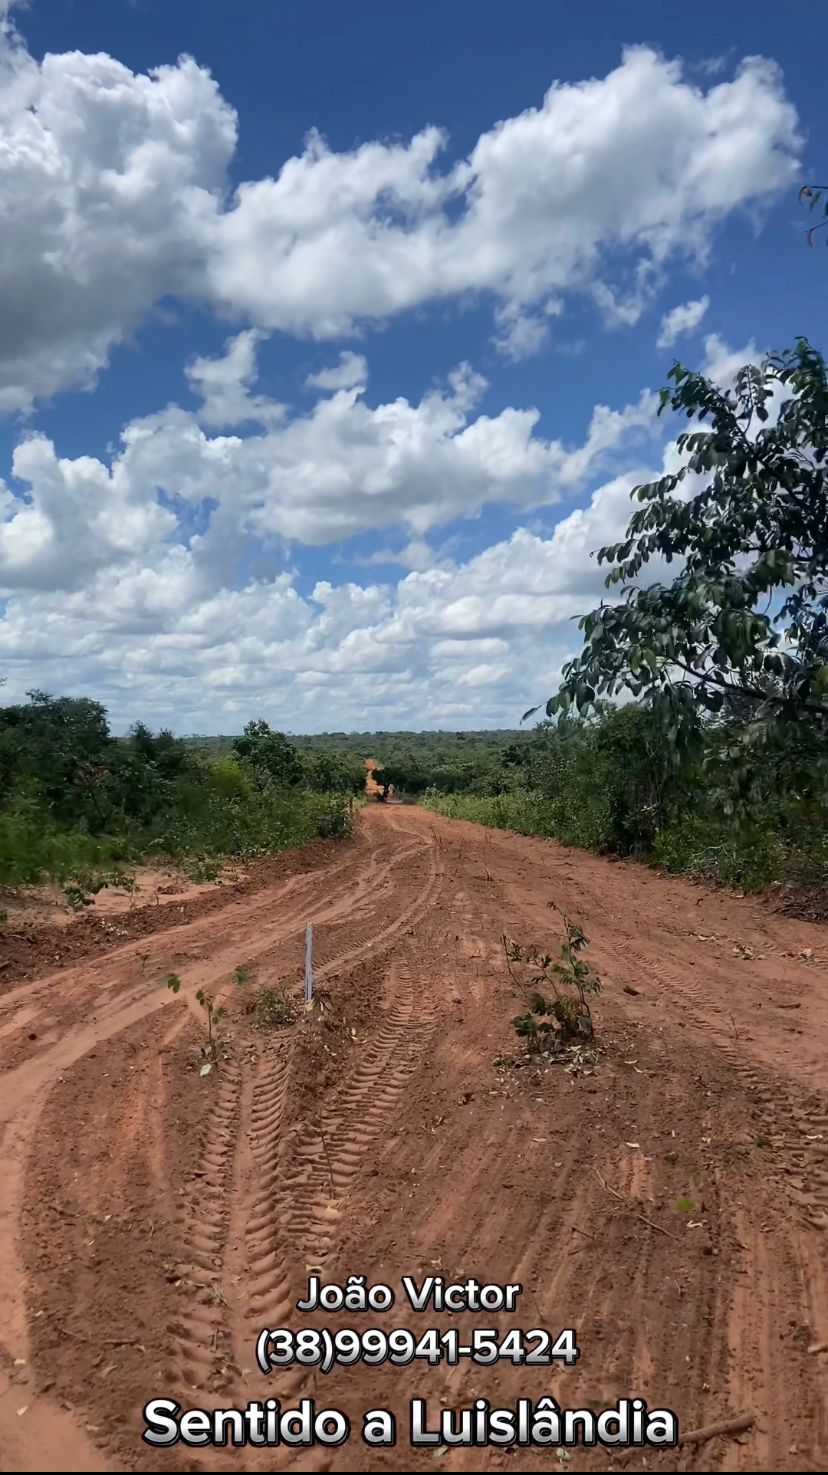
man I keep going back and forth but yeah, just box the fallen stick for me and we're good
[593,1169,681,1243]
[616,1410,754,1462]
[677,1411,755,1447]
[632,1210,681,1242]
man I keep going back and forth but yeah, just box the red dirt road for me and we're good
[0,805,826,1472]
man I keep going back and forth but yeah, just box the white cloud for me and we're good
[205,48,799,338]
[186,332,285,427]
[305,352,369,392]
[0,356,660,593]
[657,295,710,349]
[0,15,237,410]
[0,386,684,731]
[492,300,563,361]
[0,13,801,409]
[700,330,759,385]
[3,344,762,731]
[0,516,635,732]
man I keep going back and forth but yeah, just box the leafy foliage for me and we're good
[505,913,601,1049]
[247,984,297,1030]
[64,869,136,911]
[233,721,304,788]
[0,692,353,888]
[546,341,828,797]
[421,698,828,902]
[800,184,828,247]
[194,987,225,1074]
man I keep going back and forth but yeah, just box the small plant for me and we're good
[181,854,223,884]
[504,910,601,1051]
[676,1195,695,1214]
[64,868,136,911]
[195,988,226,1074]
[249,985,297,1031]
[234,966,252,987]
[163,973,236,1074]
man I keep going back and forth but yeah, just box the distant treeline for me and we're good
[420,704,828,904]
[185,729,523,764]
[0,697,358,889]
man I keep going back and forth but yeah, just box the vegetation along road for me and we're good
[0,802,825,1472]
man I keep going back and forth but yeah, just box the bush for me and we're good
[421,703,828,903]
[0,693,354,890]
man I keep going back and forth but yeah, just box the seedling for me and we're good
[676,1195,695,1214]
[195,988,226,1075]
[163,973,234,1074]
[504,911,601,1050]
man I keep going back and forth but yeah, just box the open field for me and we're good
[0,804,825,1471]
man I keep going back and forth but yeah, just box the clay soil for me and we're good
[0,804,825,1472]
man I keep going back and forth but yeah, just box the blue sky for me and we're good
[0,0,823,732]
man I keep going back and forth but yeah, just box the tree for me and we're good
[371,760,428,801]
[544,339,828,792]
[303,751,364,795]
[233,720,303,788]
[0,690,113,824]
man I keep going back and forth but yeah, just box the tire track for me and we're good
[165,1058,242,1397]
[283,955,437,1272]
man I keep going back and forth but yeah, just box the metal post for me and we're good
[304,924,314,1004]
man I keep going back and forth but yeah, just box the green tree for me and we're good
[303,751,364,794]
[546,339,828,793]
[233,720,303,788]
[0,691,113,825]
[371,760,428,800]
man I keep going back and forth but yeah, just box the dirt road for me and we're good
[0,805,826,1472]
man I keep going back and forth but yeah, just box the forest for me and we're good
[2,339,826,911]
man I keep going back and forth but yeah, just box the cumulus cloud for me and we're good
[0,357,660,592]
[0,14,237,410]
[186,332,285,427]
[0,349,714,733]
[0,428,675,732]
[7,335,771,729]
[492,301,563,361]
[305,352,369,392]
[657,295,710,349]
[206,49,800,340]
[0,12,801,409]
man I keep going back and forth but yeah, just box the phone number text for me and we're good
[255,1326,579,1375]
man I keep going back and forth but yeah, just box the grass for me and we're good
[247,985,298,1030]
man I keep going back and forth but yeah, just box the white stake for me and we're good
[304,923,314,1004]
